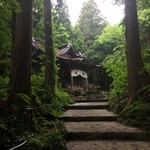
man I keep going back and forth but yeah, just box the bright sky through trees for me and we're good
[65,0,124,25]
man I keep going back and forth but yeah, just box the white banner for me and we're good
[71,70,87,78]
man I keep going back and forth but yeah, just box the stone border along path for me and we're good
[59,98,150,150]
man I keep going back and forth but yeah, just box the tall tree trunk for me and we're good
[147,33,150,50]
[44,0,55,97]
[11,12,16,55]
[125,0,150,104]
[9,0,32,120]
[8,12,16,88]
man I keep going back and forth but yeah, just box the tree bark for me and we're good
[125,0,150,104]
[44,0,55,96]
[9,0,32,119]
[147,33,150,50]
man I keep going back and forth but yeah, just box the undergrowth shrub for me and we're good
[24,120,66,150]
[32,74,72,116]
[0,115,24,150]
[103,49,127,111]
[43,88,71,117]
[32,75,48,103]
[51,87,72,116]
[120,101,150,130]
[0,76,9,100]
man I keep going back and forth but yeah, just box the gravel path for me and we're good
[62,109,117,117]
[65,121,142,133]
[66,141,150,150]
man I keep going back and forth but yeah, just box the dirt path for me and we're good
[60,98,150,150]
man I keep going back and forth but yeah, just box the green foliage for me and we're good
[32,0,45,40]
[0,0,18,78]
[16,93,31,104]
[101,25,126,97]
[32,74,71,116]
[32,74,50,103]
[43,87,71,117]
[145,62,150,74]
[0,58,11,76]
[76,0,107,62]
[0,76,9,100]
[121,101,150,129]
[71,26,87,53]
[0,120,12,149]
[103,49,127,108]
[97,25,124,51]
[25,120,66,150]
[138,8,150,74]
[103,51,127,111]
[101,25,127,110]
[55,0,71,33]
[112,0,124,5]
[32,0,72,47]
[78,0,106,43]
[93,25,125,63]
[0,0,19,52]
[32,74,44,88]
[138,8,150,48]
[51,88,71,116]
[0,0,19,102]
[0,114,24,150]
[53,0,72,47]
[42,128,66,150]
[137,0,150,10]
[53,24,71,47]
[0,121,6,130]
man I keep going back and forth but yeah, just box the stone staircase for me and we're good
[60,98,150,150]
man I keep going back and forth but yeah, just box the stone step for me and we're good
[60,109,118,122]
[62,97,150,149]
[68,102,109,109]
[61,116,118,122]
[66,140,150,150]
[65,122,150,141]
[60,116,118,122]
[75,98,108,103]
